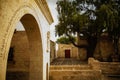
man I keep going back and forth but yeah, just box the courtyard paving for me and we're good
[50,58,120,80]
[6,71,29,80]
[50,58,88,65]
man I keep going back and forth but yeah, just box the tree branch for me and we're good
[66,32,88,48]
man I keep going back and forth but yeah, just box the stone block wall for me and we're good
[78,48,87,60]
[88,58,120,75]
[57,44,78,58]
[94,35,114,61]
[7,31,29,72]
[50,65,101,80]
[7,31,29,80]
[88,58,101,70]
[100,62,120,75]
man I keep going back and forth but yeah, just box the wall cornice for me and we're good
[35,0,54,25]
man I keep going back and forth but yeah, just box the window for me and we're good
[8,47,14,62]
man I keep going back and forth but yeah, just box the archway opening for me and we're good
[6,22,29,80]
[6,14,43,80]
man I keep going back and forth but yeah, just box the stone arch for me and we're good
[20,14,43,80]
[0,5,44,80]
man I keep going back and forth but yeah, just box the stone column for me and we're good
[29,41,43,80]
[0,59,7,80]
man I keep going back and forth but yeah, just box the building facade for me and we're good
[57,44,79,59]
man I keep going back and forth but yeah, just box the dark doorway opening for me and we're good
[65,50,70,58]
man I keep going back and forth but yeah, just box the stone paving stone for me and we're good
[6,71,29,80]
[51,58,87,65]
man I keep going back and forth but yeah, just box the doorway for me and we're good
[65,50,70,58]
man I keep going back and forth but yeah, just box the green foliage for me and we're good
[56,36,76,44]
[55,0,89,37]
[55,0,120,58]
[95,0,120,55]
[56,0,120,39]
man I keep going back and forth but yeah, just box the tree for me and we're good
[56,36,75,44]
[55,0,98,58]
[55,0,120,60]
[88,0,120,60]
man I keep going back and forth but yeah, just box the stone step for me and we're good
[50,65,92,71]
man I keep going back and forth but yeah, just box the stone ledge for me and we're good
[50,65,92,71]
[35,0,53,24]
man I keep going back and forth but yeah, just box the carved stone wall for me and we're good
[0,0,53,80]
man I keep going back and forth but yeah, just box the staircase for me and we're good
[50,64,101,80]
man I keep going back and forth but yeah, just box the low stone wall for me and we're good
[50,65,101,80]
[50,70,101,80]
[100,62,120,75]
[88,58,120,75]
[88,58,101,70]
